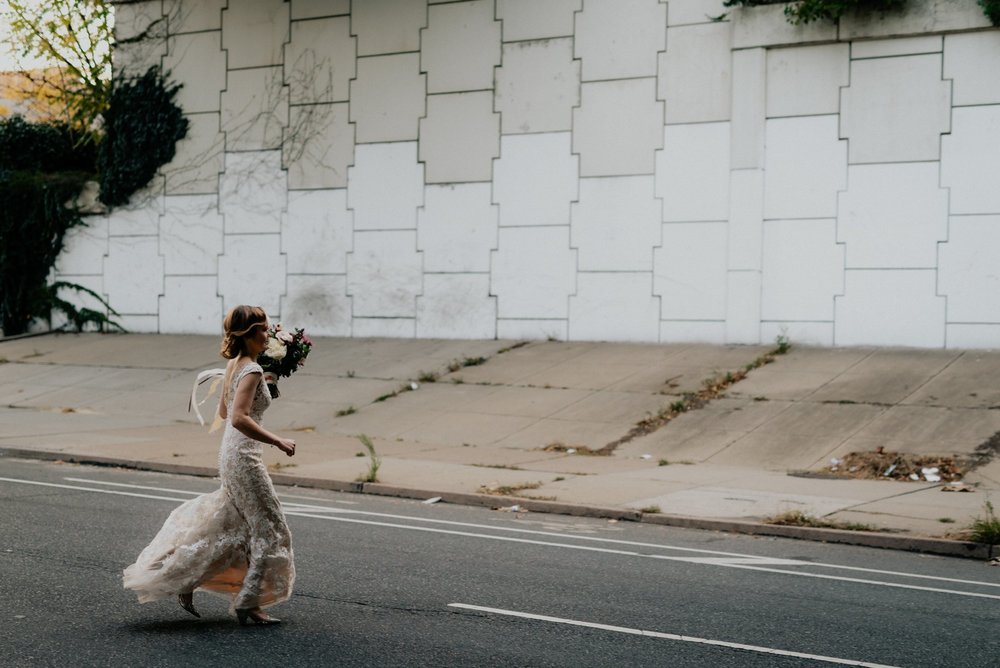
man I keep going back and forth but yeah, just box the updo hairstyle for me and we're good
[220,305,268,359]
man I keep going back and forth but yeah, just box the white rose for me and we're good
[265,338,287,360]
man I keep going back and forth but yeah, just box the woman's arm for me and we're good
[230,371,296,457]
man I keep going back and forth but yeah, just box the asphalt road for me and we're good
[1,457,998,667]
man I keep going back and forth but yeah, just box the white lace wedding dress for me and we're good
[123,362,295,612]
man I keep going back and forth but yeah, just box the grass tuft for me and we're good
[355,433,381,483]
[766,510,875,532]
[969,501,1000,544]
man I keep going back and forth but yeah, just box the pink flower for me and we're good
[277,330,295,343]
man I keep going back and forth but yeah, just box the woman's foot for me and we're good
[178,592,200,618]
[236,607,280,626]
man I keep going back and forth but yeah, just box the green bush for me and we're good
[980,0,1000,25]
[723,0,906,23]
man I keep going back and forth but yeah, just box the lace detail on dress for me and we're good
[123,360,294,612]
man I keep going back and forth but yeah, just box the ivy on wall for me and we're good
[723,0,1000,25]
[98,67,189,208]
[0,66,187,336]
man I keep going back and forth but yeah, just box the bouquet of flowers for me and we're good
[257,324,313,398]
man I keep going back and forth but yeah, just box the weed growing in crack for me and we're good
[479,481,543,496]
[335,406,356,417]
[356,433,381,483]
[417,370,439,383]
[766,510,874,532]
[640,505,661,514]
[969,501,1000,544]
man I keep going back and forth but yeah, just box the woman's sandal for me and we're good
[236,608,280,626]
[178,593,200,618]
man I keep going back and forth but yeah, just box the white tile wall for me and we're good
[491,227,576,318]
[569,272,660,342]
[167,0,227,33]
[281,275,352,336]
[493,133,578,227]
[766,43,849,118]
[731,48,766,170]
[654,222,727,320]
[159,276,222,334]
[346,230,422,317]
[349,54,426,143]
[571,176,661,271]
[944,32,1000,106]
[727,169,764,271]
[164,32,226,113]
[348,142,424,230]
[73,4,1000,348]
[289,0,350,20]
[418,184,498,273]
[761,219,843,321]
[285,16,355,104]
[838,163,948,269]
[282,190,352,275]
[216,234,286,314]
[657,122,730,222]
[496,0,581,40]
[495,38,579,134]
[947,324,1000,349]
[660,23,731,124]
[105,236,163,313]
[573,78,664,177]
[220,67,288,151]
[840,54,951,164]
[835,270,945,347]
[419,92,500,183]
[726,270,762,344]
[160,195,223,275]
[422,0,501,93]
[851,36,941,59]
[109,187,163,236]
[163,113,224,196]
[417,274,496,339]
[574,0,666,80]
[219,151,287,234]
[764,115,847,220]
[939,215,1000,323]
[57,217,108,276]
[351,0,426,56]
[941,106,1000,215]
[221,0,288,68]
[284,103,354,190]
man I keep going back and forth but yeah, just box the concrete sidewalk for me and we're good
[2,332,999,559]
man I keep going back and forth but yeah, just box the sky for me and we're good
[1,6,59,72]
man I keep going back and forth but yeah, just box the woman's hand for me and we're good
[274,437,296,457]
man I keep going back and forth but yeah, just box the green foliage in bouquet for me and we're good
[257,326,313,398]
[97,66,188,207]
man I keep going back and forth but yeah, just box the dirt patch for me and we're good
[815,448,973,482]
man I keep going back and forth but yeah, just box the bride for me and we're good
[124,305,297,625]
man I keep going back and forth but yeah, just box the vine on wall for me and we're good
[0,66,187,336]
[723,0,1000,25]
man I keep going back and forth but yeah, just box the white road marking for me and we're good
[3,474,998,600]
[448,603,900,668]
[69,476,1000,590]
[61,476,357,505]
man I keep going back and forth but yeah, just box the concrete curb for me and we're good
[3,447,994,561]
